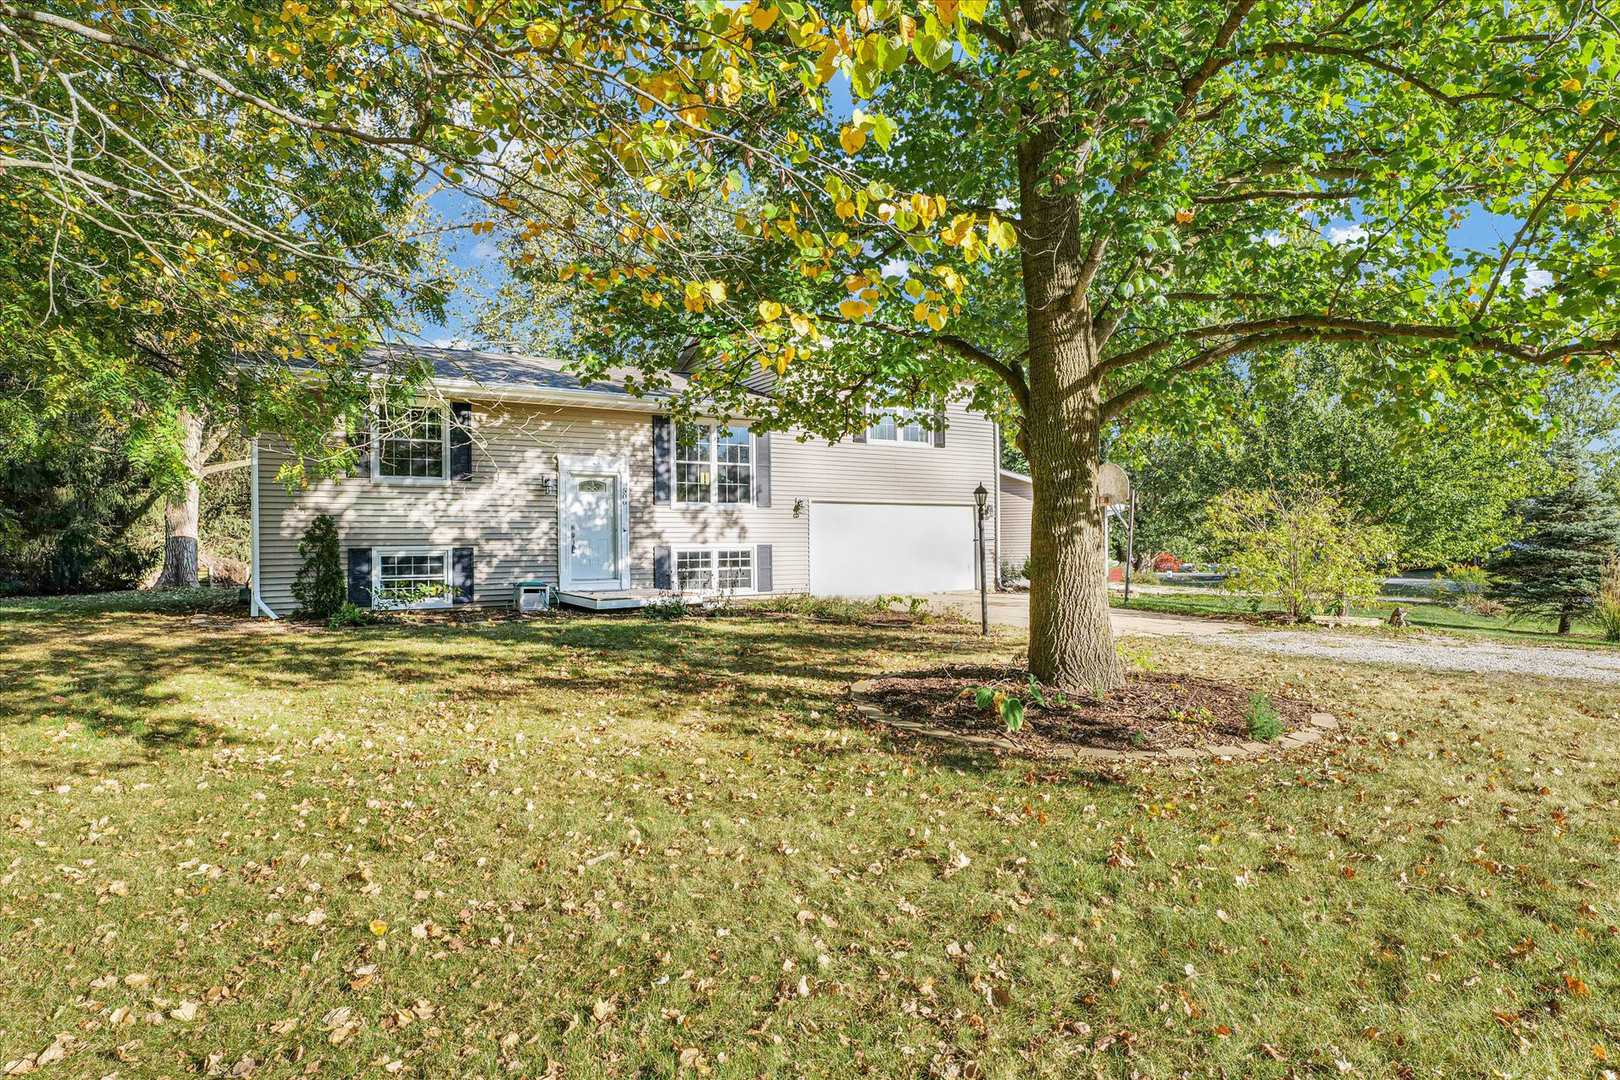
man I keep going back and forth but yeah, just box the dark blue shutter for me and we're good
[347,548,373,607]
[753,430,771,507]
[933,406,947,448]
[652,417,673,504]
[348,419,371,478]
[755,544,773,592]
[653,545,672,590]
[449,403,473,480]
[452,547,474,604]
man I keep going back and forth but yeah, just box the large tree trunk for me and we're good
[1015,0,1121,691]
[155,409,206,589]
[1024,334,1120,690]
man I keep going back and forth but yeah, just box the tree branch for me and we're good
[1098,316,1620,420]
[826,314,1030,413]
[0,5,429,147]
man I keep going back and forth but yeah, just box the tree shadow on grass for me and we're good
[0,611,1015,770]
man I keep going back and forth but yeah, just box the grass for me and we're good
[1113,588,1620,648]
[3,603,1619,1077]
[0,586,245,616]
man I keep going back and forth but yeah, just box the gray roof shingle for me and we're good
[355,345,690,400]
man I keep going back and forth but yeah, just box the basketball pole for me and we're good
[1124,490,1136,604]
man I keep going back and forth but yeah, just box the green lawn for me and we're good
[3,603,1619,1077]
[1113,588,1620,648]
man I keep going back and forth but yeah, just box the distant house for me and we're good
[250,348,1021,615]
[997,469,1033,581]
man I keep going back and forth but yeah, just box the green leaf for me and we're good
[974,687,995,709]
[911,24,954,72]
[1001,697,1024,732]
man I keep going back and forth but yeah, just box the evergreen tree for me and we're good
[1490,479,1620,635]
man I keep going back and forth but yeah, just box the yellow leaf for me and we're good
[837,299,871,320]
[758,299,783,321]
[1561,77,1582,93]
[369,920,389,936]
[936,0,958,25]
[751,4,779,31]
[705,280,727,302]
[840,125,867,154]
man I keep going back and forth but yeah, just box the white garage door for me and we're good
[810,502,976,596]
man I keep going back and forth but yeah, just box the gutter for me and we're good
[249,437,278,620]
[425,376,678,413]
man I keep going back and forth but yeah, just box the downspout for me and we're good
[249,437,279,619]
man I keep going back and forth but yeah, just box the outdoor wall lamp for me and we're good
[793,498,806,518]
[540,476,557,496]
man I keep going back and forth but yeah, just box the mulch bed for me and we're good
[858,665,1314,755]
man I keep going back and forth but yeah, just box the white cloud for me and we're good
[881,256,910,278]
[472,239,499,261]
[431,337,470,350]
[1324,224,1369,246]
[1521,264,1554,296]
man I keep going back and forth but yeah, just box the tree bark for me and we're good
[1015,0,1121,691]
[1025,349,1119,690]
[155,408,206,589]
[1557,609,1572,635]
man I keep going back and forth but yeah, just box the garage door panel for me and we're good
[809,502,975,596]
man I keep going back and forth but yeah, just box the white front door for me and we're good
[559,458,628,590]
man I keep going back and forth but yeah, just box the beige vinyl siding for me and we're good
[998,472,1034,579]
[256,395,1000,613]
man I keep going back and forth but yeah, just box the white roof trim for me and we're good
[424,375,670,413]
[999,468,1032,483]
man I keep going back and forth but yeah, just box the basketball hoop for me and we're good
[1096,462,1131,507]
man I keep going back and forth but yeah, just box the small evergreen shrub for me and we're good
[291,514,345,620]
[1245,692,1285,741]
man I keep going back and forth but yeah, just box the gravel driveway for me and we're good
[1222,630,1620,684]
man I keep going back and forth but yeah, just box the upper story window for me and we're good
[377,406,448,480]
[866,407,932,444]
[676,422,752,504]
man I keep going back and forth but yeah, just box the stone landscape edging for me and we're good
[848,679,1338,763]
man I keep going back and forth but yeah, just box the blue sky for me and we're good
[412,200,1540,348]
